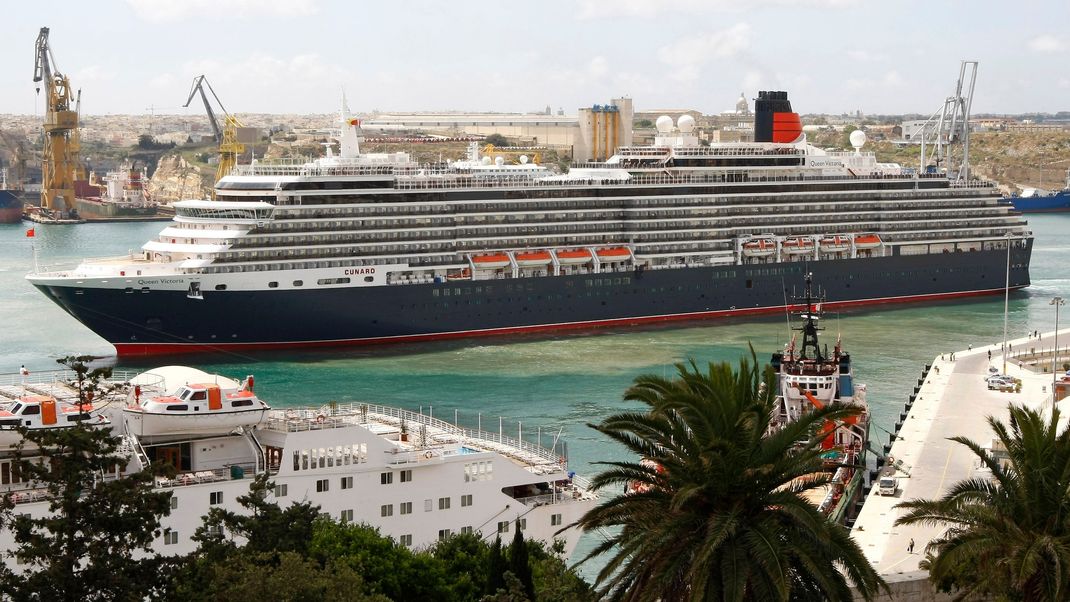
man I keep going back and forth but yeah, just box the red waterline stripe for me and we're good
[113,285,1025,357]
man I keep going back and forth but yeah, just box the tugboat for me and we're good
[123,376,269,436]
[0,394,110,449]
[770,273,870,525]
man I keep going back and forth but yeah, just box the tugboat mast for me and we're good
[796,273,825,362]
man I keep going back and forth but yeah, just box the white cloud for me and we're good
[882,70,904,86]
[125,0,318,22]
[847,50,887,62]
[742,70,765,93]
[1028,34,1066,53]
[578,0,854,19]
[1059,78,1070,90]
[75,65,117,83]
[588,56,609,78]
[658,24,752,83]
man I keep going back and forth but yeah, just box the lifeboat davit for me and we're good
[123,380,269,436]
[819,235,851,254]
[742,238,776,258]
[555,249,593,265]
[854,233,882,250]
[781,237,815,255]
[0,395,110,449]
[472,254,511,270]
[596,247,631,261]
[514,251,552,267]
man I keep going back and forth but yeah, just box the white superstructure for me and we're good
[0,367,596,557]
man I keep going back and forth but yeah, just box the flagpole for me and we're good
[27,227,38,272]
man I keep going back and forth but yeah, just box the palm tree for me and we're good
[573,352,885,601]
[895,404,1070,601]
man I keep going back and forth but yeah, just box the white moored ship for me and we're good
[0,367,596,556]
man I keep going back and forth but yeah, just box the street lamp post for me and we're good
[1002,233,1013,374]
[1053,296,1065,410]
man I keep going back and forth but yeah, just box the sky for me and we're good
[1,0,1068,117]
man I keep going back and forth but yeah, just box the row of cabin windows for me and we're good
[380,470,413,484]
[292,444,369,471]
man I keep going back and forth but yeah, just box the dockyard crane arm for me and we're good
[184,75,226,142]
[33,27,55,90]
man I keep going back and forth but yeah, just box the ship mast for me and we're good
[795,273,825,363]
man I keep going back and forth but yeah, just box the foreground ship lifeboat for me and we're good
[819,235,851,254]
[472,254,511,270]
[742,237,777,258]
[781,236,815,255]
[854,233,882,250]
[124,377,269,436]
[596,247,631,262]
[555,249,594,265]
[514,251,552,267]
[0,395,109,449]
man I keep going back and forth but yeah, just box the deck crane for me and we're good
[32,26,78,213]
[183,75,245,187]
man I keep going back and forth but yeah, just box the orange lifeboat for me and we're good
[514,251,552,267]
[854,233,882,250]
[555,249,593,265]
[781,236,815,255]
[472,254,511,270]
[742,237,776,258]
[595,247,631,261]
[819,235,851,254]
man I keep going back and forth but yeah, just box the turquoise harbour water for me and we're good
[2,215,1069,576]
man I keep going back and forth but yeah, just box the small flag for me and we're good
[25,228,35,238]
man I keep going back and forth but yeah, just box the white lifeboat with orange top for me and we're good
[123,376,269,436]
[471,254,511,270]
[0,395,110,448]
[514,251,552,267]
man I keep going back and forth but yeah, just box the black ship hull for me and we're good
[33,243,1032,357]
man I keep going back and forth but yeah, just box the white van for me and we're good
[878,476,898,496]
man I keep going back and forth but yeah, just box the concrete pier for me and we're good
[849,328,1070,599]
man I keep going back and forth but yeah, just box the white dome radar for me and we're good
[849,130,867,150]
[519,155,529,164]
[677,114,696,133]
[494,156,505,166]
[655,115,674,133]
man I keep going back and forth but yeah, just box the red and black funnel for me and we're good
[754,91,802,143]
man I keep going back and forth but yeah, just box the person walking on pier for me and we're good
[908,538,915,553]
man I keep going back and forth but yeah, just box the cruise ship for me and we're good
[28,91,1033,356]
[0,366,595,557]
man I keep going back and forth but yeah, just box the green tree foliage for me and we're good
[0,356,173,602]
[309,520,451,601]
[509,520,536,601]
[574,352,886,601]
[487,535,507,596]
[177,550,387,602]
[896,404,1070,601]
[193,473,319,557]
[484,133,509,147]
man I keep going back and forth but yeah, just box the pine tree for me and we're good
[0,356,174,602]
[509,519,536,601]
[486,534,507,596]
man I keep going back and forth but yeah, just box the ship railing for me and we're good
[0,369,151,403]
[153,463,257,489]
[267,402,569,467]
[230,163,406,178]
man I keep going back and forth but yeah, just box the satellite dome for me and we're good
[494,156,505,166]
[677,115,696,133]
[849,130,867,149]
[655,115,674,133]
[519,155,529,164]
[481,156,493,165]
